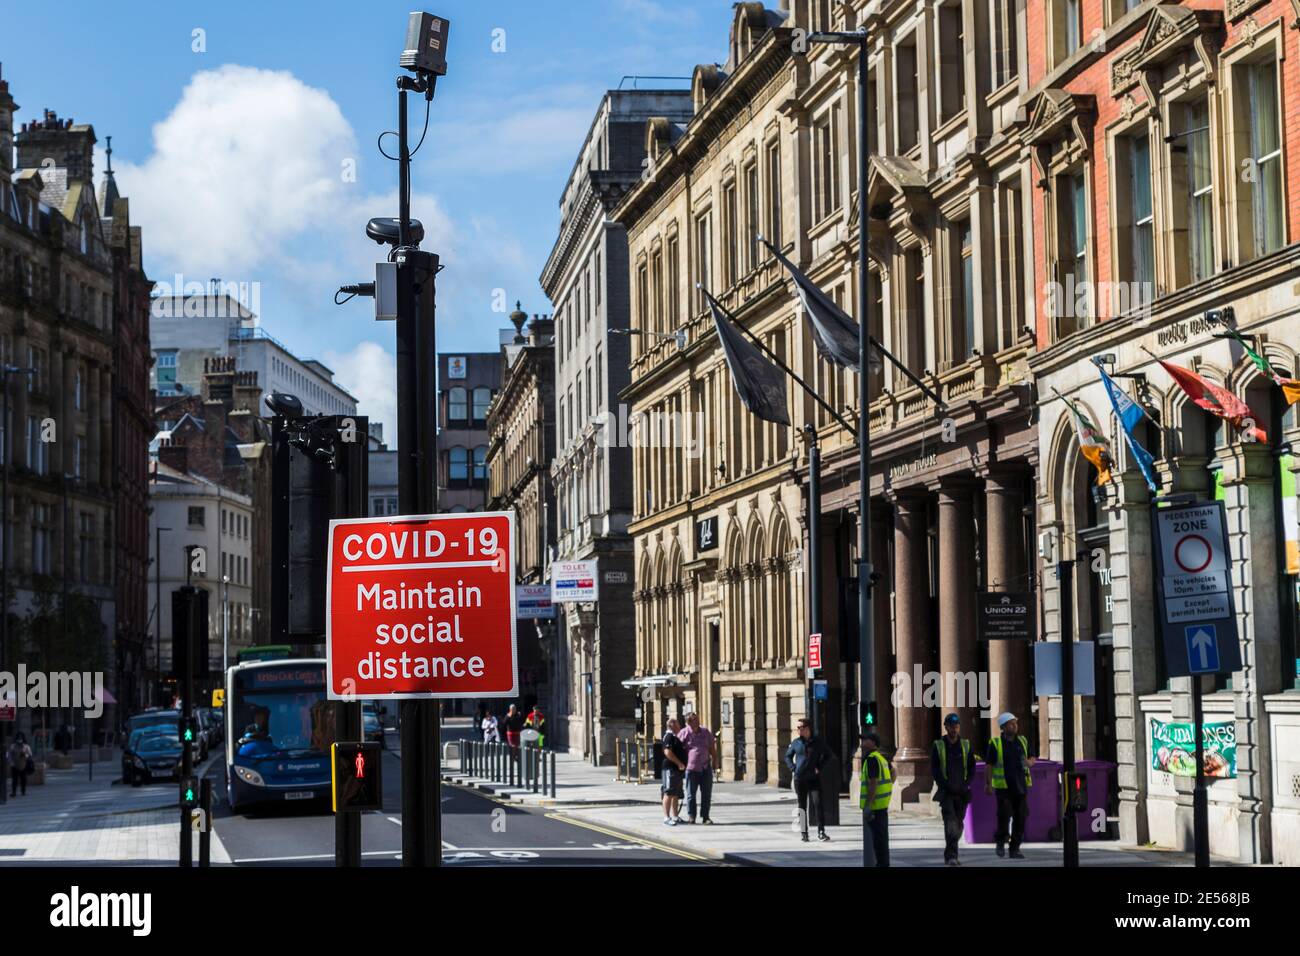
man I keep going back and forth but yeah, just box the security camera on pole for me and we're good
[337,11,450,868]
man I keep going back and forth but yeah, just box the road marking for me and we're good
[232,850,403,863]
[542,813,713,863]
[386,815,402,827]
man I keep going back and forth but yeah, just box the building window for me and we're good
[903,248,927,374]
[1242,57,1284,259]
[74,368,83,410]
[73,436,84,479]
[765,139,782,253]
[991,0,1019,88]
[1050,0,1082,67]
[722,179,739,286]
[694,211,711,311]
[1172,98,1215,285]
[448,386,468,422]
[744,161,759,273]
[996,179,1026,351]
[472,387,491,423]
[188,506,205,528]
[449,446,469,484]
[79,513,92,582]
[651,246,664,333]
[959,219,975,360]
[666,234,680,328]
[472,445,487,482]
[1115,130,1154,310]
[896,34,920,153]
[31,504,50,575]
[1054,170,1090,336]
[938,2,966,122]
[813,108,841,222]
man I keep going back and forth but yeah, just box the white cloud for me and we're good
[324,341,398,444]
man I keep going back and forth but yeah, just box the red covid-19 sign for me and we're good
[325,512,518,699]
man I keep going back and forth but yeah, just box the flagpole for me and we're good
[701,286,859,441]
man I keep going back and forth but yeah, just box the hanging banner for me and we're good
[1149,717,1236,779]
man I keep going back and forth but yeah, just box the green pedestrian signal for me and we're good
[860,700,878,730]
[179,775,199,808]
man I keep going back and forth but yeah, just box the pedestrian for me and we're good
[986,711,1035,860]
[482,710,500,744]
[503,704,526,757]
[678,712,717,824]
[525,705,546,750]
[931,713,976,866]
[8,732,32,797]
[784,717,830,842]
[860,732,892,866]
[660,717,687,826]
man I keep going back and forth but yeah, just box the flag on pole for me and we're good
[1096,363,1159,494]
[705,291,790,426]
[1157,358,1268,444]
[1064,395,1113,486]
[760,236,861,372]
[1215,324,1300,406]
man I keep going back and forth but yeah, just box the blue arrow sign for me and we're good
[1185,624,1220,674]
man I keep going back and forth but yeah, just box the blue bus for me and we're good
[224,658,334,812]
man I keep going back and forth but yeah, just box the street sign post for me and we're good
[325,512,518,700]
[552,559,598,603]
[1152,498,1240,869]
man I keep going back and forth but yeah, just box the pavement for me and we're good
[0,747,231,866]
[441,740,1202,867]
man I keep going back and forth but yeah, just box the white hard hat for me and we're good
[997,712,1016,728]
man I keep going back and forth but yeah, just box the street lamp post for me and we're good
[805,25,874,868]
[154,526,171,707]
[1,364,35,806]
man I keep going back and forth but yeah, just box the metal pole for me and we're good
[807,429,822,738]
[1,372,11,805]
[1193,676,1209,867]
[179,588,194,868]
[854,32,876,871]
[1059,557,1079,868]
[155,526,166,708]
[199,778,212,867]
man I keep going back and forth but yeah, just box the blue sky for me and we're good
[3,0,735,436]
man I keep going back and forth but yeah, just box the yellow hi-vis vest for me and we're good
[859,751,893,811]
[932,737,972,784]
[989,735,1032,790]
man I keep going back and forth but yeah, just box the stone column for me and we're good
[891,493,932,801]
[985,473,1030,737]
[871,506,895,753]
[938,482,979,732]
[87,363,102,488]
[100,365,113,488]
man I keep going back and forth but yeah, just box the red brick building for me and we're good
[1024,1,1300,863]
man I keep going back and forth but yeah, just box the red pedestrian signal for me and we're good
[1066,771,1088,813]
[332,741,382,813]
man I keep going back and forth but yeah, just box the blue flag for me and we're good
[1097,363,1159,494]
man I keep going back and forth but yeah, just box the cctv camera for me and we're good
[366,217,425,247]
[264,392,303,420]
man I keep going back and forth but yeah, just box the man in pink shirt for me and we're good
[677,712,717,824]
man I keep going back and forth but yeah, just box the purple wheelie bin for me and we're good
[1072,759,1116,841]
[963,759,1062,844]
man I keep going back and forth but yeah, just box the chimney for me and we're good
[159,443,189,475]
[16,108,96,184]
[0,64,16,178]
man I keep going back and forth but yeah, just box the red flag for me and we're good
[1158,360,1268,443]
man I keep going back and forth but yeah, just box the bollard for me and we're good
[533,747,540,794]
[541,746,548,794]
[199,778,212,868]
[550,750,556,799]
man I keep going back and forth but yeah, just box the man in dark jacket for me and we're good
[930,712,976,865]
[784,718,830,842]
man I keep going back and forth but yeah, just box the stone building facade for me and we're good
[486,306,556,714]
[1025,0,1300,864]
[1,81,150,732]
[436,351,499,513]
[540,89,692,762]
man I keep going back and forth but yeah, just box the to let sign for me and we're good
[552,559,598,603]
[326,513,518,700]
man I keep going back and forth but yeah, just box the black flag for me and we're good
[705,291,790,426]
[761,236,861,372]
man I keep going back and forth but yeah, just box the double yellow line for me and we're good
[544,812,715,864]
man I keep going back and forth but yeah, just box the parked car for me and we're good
[122,729,184,785]
[198,707,222,750]
[363,711,386,749]
[124,708,180,746]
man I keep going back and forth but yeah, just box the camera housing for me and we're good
[366,217,425,247]
[400,12,450,76]
[264,392,304,421]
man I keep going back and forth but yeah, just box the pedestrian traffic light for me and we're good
[1066,771,1088,813]
[177,716,199,746]
[331,741,383,813]
[179,775,199,809]
[170,586,209,681]
[860,700,878,731]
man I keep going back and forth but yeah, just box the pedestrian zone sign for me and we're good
[1154,501,1241,677]
[326,512,518,700]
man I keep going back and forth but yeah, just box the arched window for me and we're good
[449,387,468,422]
[449,446,469,483]
[472,387,492,422]
[472,445,487,482]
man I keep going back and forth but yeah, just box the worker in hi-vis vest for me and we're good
[859,732,893,867]
[930,713,976,866]
[985,712,1036,859]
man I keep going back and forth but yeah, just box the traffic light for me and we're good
[179,775,199,809]
[177,716,199,747]
[331,741,383,812]
[1066,771,1088,813]
[170,587,209,681]
[860,700,878,731]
